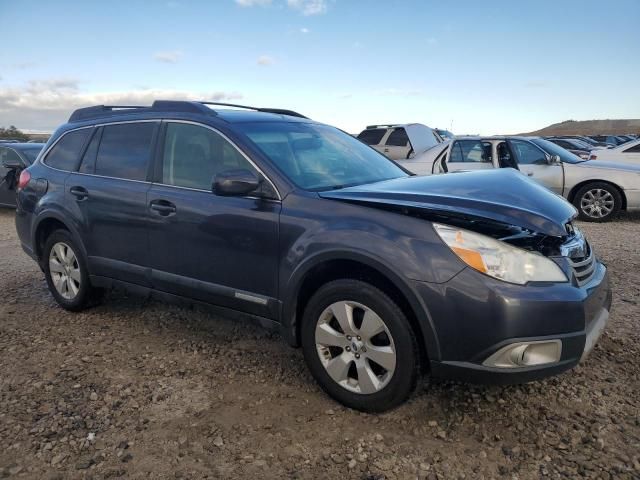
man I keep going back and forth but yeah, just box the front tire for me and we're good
[573,182,621,222]
[301,279,419,412]
[43,230,98,311]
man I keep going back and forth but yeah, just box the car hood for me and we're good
[319,169,577,237]
[572,159,640,172]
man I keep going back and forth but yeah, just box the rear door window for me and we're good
[95,123,157,181]
[44,128,91,171]
[385,128,409,147]
[78,128,101,174]
[357,129,387,145]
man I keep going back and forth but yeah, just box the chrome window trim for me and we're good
[160,119,281,200]
[40,118,282,201]
[147,181,280,203]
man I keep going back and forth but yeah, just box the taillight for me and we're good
[17,169,31,190]
[589,154,597,160]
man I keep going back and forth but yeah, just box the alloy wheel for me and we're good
[49,242,81,300]
[315,301,396,394]
[580,188,614,219]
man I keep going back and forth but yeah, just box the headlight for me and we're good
[433,223,568,285]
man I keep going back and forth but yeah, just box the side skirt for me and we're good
[89,275,282,334]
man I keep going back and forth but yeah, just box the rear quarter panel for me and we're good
[563,163,640,207]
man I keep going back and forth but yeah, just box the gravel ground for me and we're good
[0,208,639,479]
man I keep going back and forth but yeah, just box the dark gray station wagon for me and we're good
[11,101,611,411]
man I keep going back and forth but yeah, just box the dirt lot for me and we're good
[0,209,638,480]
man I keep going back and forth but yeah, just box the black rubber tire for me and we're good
[301,279,419,412]
[572,182,622,222]
[43,229,99,311]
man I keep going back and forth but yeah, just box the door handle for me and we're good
[527,173,534,176]
[149,200,176,216]
[384,148,390,153]
[69,186,89,201]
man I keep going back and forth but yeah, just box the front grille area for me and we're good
[567,242,596,286]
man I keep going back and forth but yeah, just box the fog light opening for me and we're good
[483,340,562,368]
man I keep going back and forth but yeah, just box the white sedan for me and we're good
[402,136,640,222]
[589,139,640,165]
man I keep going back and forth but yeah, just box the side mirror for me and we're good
[2,159,23,170]
[546,155,561,165]
[213,169,262,196]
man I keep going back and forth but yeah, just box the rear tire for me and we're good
[301,279,419,412]
[43,230,100,311]
[573,182,621,222]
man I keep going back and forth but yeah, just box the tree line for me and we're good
[0,126,29,141]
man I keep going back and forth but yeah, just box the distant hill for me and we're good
[522,119,640,136]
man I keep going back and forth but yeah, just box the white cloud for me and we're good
[377,88,423,96]
[7,61,37,70]
[153,50,183,63]
[287,0,327,15]
[233,0,328,15]
[0,80,242,131]
[300,27,310,33]
[257,55,275,66]
[235,0,272,6]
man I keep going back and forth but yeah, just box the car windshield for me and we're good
[20,147,43,164]
[237,122,408,191]
[565,139,592,150]
[530,138,585,163]
[436,129,453,140]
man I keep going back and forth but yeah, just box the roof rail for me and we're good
[197,101,308,118]
[68,100,308,123]
[68,105,145,122]
[366,124,398,129]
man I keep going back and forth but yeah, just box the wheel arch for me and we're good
[567,179,627,210]
[281,251,441,366]
[32,212,88,264]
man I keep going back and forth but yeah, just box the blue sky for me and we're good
[1,0,639,134]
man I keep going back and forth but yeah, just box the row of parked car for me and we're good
[355,124,640,222]
[0,102,615,411]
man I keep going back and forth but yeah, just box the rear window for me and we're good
[44,129,91,171]
[624,142,640,153]
[449,140,488,162]
[356,128,386,145]
[385,128,409,147]
[95,123,156,181]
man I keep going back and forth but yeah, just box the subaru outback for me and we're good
[13,101,611,412]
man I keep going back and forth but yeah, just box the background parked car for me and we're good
[407,136,640,222]
[356,123,442,160]
[588,139,640,164]
[545,137,592,159]
[0,143,44,207]
[435,128,454,140]
[558,136,612,149]
[588,135,628,146]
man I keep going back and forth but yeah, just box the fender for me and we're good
[280,248,441,360]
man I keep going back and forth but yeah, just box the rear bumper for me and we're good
[414,261,612,385]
